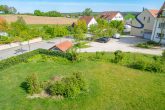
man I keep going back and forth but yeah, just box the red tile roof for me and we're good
[148,9,159,17]
[79,16,94,25]
[50,41,73,52]
[100,11,119,20]
[158,2,165,17]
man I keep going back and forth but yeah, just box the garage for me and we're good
[143,30,152,40]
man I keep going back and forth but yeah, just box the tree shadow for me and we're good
[116,36,148,45]
[20,81,28,93]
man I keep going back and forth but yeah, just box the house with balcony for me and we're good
[151,2,165,44]
[130,9,159,40]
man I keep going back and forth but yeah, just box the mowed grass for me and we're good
[0,60,165,110]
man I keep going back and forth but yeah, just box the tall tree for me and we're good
[82,8,93,16]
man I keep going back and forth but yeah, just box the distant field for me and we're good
[0,15,77,25]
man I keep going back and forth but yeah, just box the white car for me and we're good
[113,33,120,39]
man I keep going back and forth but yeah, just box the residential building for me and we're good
[79,16,97,28]
[130,9,159,39]
[151,2,165,44]
[49,41,73,52]
[100,11,124,22]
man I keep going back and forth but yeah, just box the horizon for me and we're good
[0,0,164,13]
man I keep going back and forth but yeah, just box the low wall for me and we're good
[0,37,42,51]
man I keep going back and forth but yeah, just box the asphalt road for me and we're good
[0,38,72,60]
[0,36,164,60]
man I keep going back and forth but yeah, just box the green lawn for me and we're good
[0,55,165,110]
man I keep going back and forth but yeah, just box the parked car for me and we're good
[113,33,121,39]
[96,37,110,43]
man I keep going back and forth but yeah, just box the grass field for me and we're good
[0,53,165,110]
[0,15,77,25]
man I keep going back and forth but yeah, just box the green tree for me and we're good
[34,10,43,16]
[0,5,17,14]
[74,27,85,40]
[124,13,135,20]
[76,20,87,33]
[97,18,109,28]
[109,20,124,33]
[82,8,93,16]
[9,17,28,37]
[25,74,41,94]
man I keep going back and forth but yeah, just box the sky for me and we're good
[0,0,164,13]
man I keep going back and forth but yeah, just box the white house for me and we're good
[79,16,97,28]
[100,11,124,22]
[151,2,165,44]
[130,9,159,39]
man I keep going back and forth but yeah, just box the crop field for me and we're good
[0,15,77,25]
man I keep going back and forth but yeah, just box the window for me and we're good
[157,33,165,39]
[158,22,165,28]
[147,17,150,23]
[143,17,146,21]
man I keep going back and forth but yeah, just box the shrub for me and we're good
[25,74,41,94]
[62,77,81,98]
[136,41,160,49]
[0,49,39,70]
[72,72,87,91]
[162,50,165,61]
[47,72,87,98]
[0,49,73,71]
[145,62,163,73]
[47,81,65,96]
[68,48,79,61]
[113,50,124,63]
[129,60,146,70]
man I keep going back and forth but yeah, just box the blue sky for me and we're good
[0,0,164,13]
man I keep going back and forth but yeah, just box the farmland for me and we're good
[0,15,77,25]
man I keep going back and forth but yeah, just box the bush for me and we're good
[0,49,39,70]
[68,48,79,61]
[47,72,87,98]
[25,74,41,94]
[129,59,164,73]
[145,62,163,73]
[129,60,146,70]
[47,81,65,96]
[113,50,124,63]
[162,50,165,61]
[0,49,73,71]
[136,41,160,49]
[62,77,81,98]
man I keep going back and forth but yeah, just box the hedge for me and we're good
[0,49,72,70]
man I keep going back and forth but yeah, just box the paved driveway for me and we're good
[80,36,165,55]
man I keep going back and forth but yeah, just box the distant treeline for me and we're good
[0,5,17,14]
[34,10,62,17]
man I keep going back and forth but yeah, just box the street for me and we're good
[0,38,72,60]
